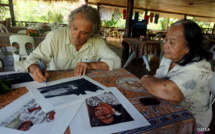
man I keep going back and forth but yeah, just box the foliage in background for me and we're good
[101,13,125,28]
[13,0,83,24]
[0,0,10,20]
[0,0,214,31]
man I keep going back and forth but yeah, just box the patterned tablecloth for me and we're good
[0,68,195,134]
[0,33,45,47]
[122,38,161,59]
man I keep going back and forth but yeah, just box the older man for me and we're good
[17,5,121,83]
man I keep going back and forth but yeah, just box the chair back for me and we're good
[209,72,215,107]
[0,23,9,33]
[17,30,27,34]
[9,35,35,71]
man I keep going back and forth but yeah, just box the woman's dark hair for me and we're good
[171,19,211,66]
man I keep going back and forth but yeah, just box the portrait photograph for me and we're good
[70,87,150,134]
[86,92,134,127]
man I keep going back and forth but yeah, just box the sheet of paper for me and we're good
[70,87,150,134]
[27,76,111,112]
[0,71,37,88]
[0,92,82,134]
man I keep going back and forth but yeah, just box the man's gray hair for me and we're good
[68,5,101,35]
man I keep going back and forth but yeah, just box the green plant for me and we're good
[0,6,10,20]
[102,14,121,27]
[46,10,63,23]
[0,80,12,95]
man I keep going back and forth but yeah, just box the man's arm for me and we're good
[141,75,184,104]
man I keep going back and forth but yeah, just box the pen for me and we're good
[39,59,47,84]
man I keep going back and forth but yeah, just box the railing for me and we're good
[101,26,125,39]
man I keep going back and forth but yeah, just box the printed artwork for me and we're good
[0,73,33,84]
[38,78,104,98]
[69,88,150,134]
[0,99,55,131]
[86,91,134,127]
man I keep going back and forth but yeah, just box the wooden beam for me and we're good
[88,2,215,19]
[0,3,9,6]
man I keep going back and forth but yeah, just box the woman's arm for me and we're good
[141,75,184,104]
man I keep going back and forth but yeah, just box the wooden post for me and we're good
[122,0,134,59]
[144,10,148,19]
[97,4,100,12]
[9,0,16,26]
[184,14,187,19]
[124,0,133,38]
[85,0,88,5]
[5,18,11,32]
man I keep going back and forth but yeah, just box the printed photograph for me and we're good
[38,78,104,98]
[86,91,134,127]
[0,99,55,131]
[0,73,33,84]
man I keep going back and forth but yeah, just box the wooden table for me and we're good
[0,68,195,134]
[122,38,161,71]
[0,33,45,47]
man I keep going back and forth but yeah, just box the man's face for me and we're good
[70,13,93,46]
[95,103,115,124]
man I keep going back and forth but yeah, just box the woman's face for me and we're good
[163,25,190,62]
[70,13,93,46]
[95,103,114,124]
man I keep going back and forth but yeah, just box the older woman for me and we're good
[141,19,212,131]
[17,5,121,82]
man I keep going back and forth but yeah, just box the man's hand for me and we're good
[28,64,49,83]
[74,62,91,76]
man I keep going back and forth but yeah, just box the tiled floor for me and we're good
[0,37,214,133]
